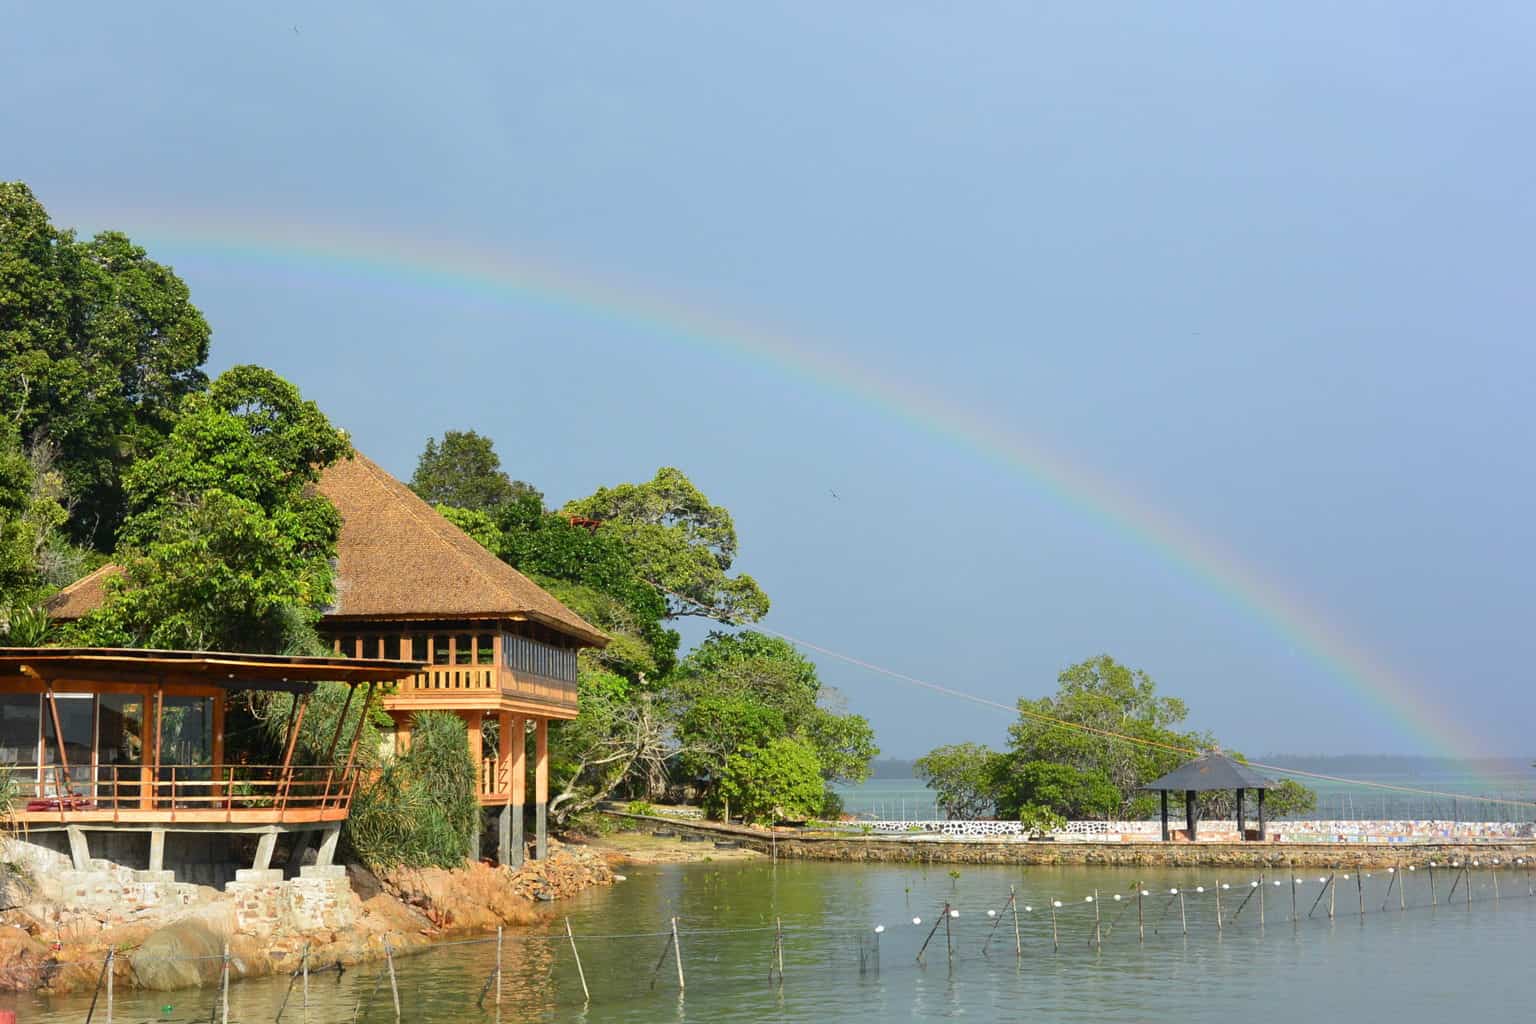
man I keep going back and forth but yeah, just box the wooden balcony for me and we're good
[383,663,578,719]
[5,763,363,826]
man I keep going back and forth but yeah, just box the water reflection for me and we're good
[10,860,1536,1023]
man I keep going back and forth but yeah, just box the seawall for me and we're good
[610,814,1536,869]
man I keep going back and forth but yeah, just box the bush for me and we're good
[345,711,479,870]
[819,788,845,820]
[1018,803,1067,838]
[625,799,656,817]
[715,738,824,825]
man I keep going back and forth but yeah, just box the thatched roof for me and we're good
[1142,752,1275,792]
[46,454,607,648]
[0,646,422,692]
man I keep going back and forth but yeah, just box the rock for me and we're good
[0,926,47,991]
[130,918,228,990]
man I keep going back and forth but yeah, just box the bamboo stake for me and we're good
[671,916,685,991]
[1467,865,1473,909]
[565,918,590,1004]
[1178,891,1187,936]
[1051,899,1060,951]
[83,948,111,1024]
[1011,886,1022,957]
[1259,873,1265,927]
[221,942,231,1024]
[106,948,114,1024]
[916,906,946,963]
[1289,864,1298,922]
[944,905,954,966]
[1214,880,1223,933]
[1491,863,1499,901]
[384,939,401,1021]
[1429,862,1437,906]
[495,926,503,1008]
[1401,865,1408,910]
[776,916,785,981]
[1307,876,1331,918]
[1137,885,1144,943]
[1380,869,1397,913]
[1356,869,1364,918]
[1329,873,1336,920]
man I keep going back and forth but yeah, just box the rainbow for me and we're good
[64,203,1483,760]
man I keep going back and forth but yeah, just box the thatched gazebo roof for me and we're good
[1143,752,1275,793]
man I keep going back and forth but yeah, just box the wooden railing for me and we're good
[2,763,364,824]
[393,664,578,709]
[480,757,510,799]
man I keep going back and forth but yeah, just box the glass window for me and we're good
[455,635,472,665]
[0,693,39,766]
[98,694,144,806]
[382,636,401,660]
[433,635,451,665]
[411,635,428,661]
[477,636,494,665]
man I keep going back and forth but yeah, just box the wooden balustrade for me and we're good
[2,763,364,825]
[393,664,577,709]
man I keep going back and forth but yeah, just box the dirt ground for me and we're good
[582,830,765,865]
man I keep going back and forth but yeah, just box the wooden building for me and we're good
[44,454,607,867]
[0,647,419,877]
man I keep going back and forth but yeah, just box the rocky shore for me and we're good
[0,839,614,995]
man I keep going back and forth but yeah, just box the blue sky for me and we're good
[5,2,1534,757]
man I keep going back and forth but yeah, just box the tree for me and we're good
[562,467,769,624]
[410,430,540,511]
[1,182,211,547]
[666,632,878,807]
[346,711,481,868]
[998,761,1123,819]
[716,738,825,824]
[71,365,351,652]
[0,425,76,611]
[914,742,1002,820]
[548,670,680,821]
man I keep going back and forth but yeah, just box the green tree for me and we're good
[71,365,351,652]
[667,631,877,809]
[410,430,540,511]
[997,761,1123,819]
[716,738,825,824]
[1,182,211,547]
[346,711,481,868]
[914,742,1002,819]
[0,426,76,611]
[562,467,769,624]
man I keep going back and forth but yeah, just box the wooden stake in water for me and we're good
[384,939,401,1022]
[1178,891,1187,936]
[775,916,785,981]
[1356,869,1364,919]
[1429,862,1437,906]
[1093,890,1102,950]
[916,909,946,963]
[671,916,686,991]
[944,905,954,966]
[221,942,231,1024]
[84,948,111,1024]
[1401,865,1408,911]
[1137,885,1145,943]
[565,918,590,1004]
[495,926,504,1008]
[1259,873,1266,927]
[1011,886,1022,958]
[1491,863,1499,901]
[1289,864,1298,923]
[302,943,310,1011]
[106,948,114,1024]
[1051,900,1060,952]
[1214,880,1223,933]
[1329,873,1336,920]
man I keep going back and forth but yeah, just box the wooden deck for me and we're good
[7,763,362,827]
[382,663,578,719]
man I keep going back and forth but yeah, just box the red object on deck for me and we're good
[0,1008,18,1023]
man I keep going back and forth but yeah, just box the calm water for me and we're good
[15,858,1536,1023]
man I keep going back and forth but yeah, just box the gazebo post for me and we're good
[1257,787,1267,841]
[1235,787,1245,839]
[1185,789,1198,842]
[1160,790,1170,842]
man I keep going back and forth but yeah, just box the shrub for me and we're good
[345,711,479,870]
[1018,803,1067,838]
[715,738,824,825]
[625,799,656,817]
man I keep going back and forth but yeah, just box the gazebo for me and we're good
[1143,752,1276,842]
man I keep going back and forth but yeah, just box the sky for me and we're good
[4,2,1535,758]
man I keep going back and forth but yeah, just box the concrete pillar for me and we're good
[535,718,548,860]
[315,825,342,867]
[510,716,526,867]
[253,830,278,871]
[66,826,90,870]
[288,829,317,872]
[498,802,513,867]
[148,828,166,872]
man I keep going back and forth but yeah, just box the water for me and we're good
[15,858,1536,1022]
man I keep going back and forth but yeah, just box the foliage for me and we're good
[70,365,351,652]
[548,670,679,822]
[345,711,480,869]
[1017,804,1067,837]
[0,603,53,646]
[624,799,655,816]
[562,467,769,624]
[1197,775,1317,819]
[913,743,1002,820]
[716,738,825,825]
[410,430,540,511]
[666,631,878,810]
[0,427,76,606]
[0,182,211,548]
[998,761,1123,819]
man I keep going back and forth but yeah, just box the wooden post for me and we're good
[1137,885,1145,943]
[944,904,953,965]
[1179,891,1187,936]
[1467,864,1473,909]
[1429,862,1436,906]
[495,926,503,1009]
[275,694,311,813]
[1160,790,1170,842]
[105,948,113,1024]
[220,942,230,1024]
[775,916,785,980]
[1329,873,1336,920]
[43,687,72,800]
[1215,880,1223,932]
[510,715,526,866]
[302,943,310,1010]
[84,948,111,1024]
[916,909,946,963]
[1357,868,1365,918]
[1289,862,1298,922]
[1093,890,1102,950]
[385,939,401,1021]
[1491,863,1499,901]
[535,718,549,860]
[1185,789,1198,842]
[1402,865,1409,910]
[1259,872,1266,927]
[1011,885,1022,957]
[670,916,685,991]
[464,712,484,798]
[211,692,226,805]
[1050,900,1060,951]
[565,918,590,1003]
[340,683,377,801]
[1236,788,1245,838]
[1257,787,1267,840]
